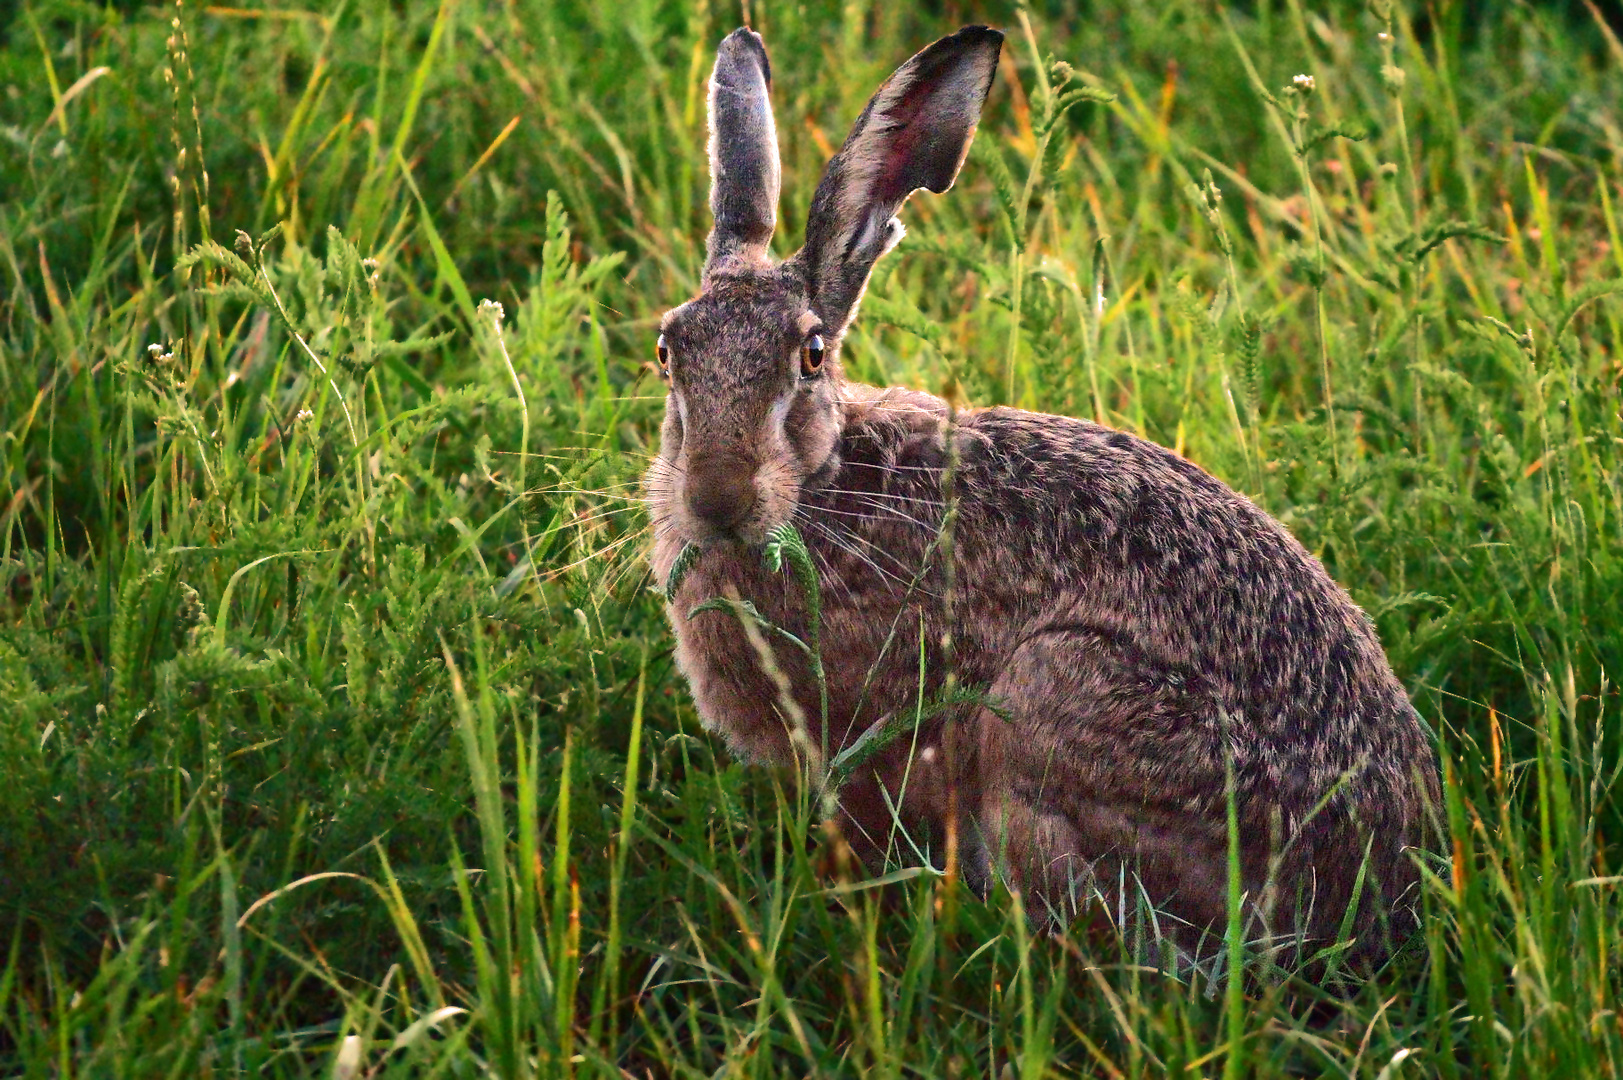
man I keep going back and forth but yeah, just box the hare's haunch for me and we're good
[646,25,1439,963]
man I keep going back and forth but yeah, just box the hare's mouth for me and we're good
[674,513,784,551]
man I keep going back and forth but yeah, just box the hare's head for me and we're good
[650,26,1002,547]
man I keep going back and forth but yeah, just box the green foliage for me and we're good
[2,0,1622,1075]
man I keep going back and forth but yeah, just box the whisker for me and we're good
[811,503,931,533]
[830,487,946,509]
[537,487,647,503]
[796,526,859,611]
[531,446,661,461]
[643,456,688,477]
[602,541,657,594]
[840,459,943,477]
[795,511,919,592]
[816,499,938,533]
[561,505,646,529]
[545,528,646,577]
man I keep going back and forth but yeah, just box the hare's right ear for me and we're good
[705,28,781,273]
[799,26,1003,334]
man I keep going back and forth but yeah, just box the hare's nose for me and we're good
[685,455,759,534]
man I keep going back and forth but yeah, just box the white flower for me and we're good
[295,408,315,424]
[1292,74,1316,93]
[477,298,505,329]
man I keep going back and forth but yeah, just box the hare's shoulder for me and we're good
[950,408,1254,527]
[957,407,1229,497]
[951,407,1343,600]
[836,397,1275,539]
[838,395,1287,549]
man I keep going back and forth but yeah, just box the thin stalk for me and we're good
[552,728,577,1075]
[1379,6,1428,453]
[1005,245,1025,404]
[594,648,647,1053]
[1288,96,1339,482]
[1221,714,1247,1080]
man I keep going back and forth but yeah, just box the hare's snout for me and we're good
[681,452,764,541]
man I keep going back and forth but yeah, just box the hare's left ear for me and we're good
[797,26,1003,334]
[705,28,781,273]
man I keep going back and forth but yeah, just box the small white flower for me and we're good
[1378,31,1392,42]
[333,1035,363,1080]
[295,408,315,424]
[1293,74,1316,93]
[477,298,505,328]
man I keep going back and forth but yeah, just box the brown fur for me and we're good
[646,26,1440,964]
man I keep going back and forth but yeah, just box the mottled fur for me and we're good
[646,25,1440,962]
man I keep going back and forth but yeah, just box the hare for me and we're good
[646,25,1440,964]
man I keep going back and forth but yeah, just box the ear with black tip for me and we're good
[798,25,1003,333]
[705,28,781,272]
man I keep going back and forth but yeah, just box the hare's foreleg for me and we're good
[828,715,984,880]
[970,631,1244,944]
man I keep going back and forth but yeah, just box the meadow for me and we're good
[2,0,1621,1074]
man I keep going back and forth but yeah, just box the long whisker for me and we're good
[839,459,943,477]
[544,527,647,577]
[838,528,934,590]
[643,456,688,478]
[798,525,860,612]
[530,446,663,462]
[831,487,945,509]
[796,513,888,588]
[795,511,919,592]
[560,505,646,529]
[535,478,648,492]
[815,499,938,533]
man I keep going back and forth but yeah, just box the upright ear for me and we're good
[799,25,1003,333]
[705,28,781,272]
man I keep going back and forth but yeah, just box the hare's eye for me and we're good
[800,334,826,378]
[656,334,670,374]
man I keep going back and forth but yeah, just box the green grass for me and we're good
[2,0,1621,1074]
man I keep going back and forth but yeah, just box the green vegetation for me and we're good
[2,0,1620,1073]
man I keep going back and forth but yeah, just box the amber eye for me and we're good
[800,333,826,378]
[656,333,670,374]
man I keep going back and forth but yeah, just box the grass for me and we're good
[1,0,1621,1074]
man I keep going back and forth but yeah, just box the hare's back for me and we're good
[950,408,1413,735]
[954,407,1320,586]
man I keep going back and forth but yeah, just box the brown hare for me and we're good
[646,24,1440,966]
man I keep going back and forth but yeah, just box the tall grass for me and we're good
[2,0,1620,1074]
